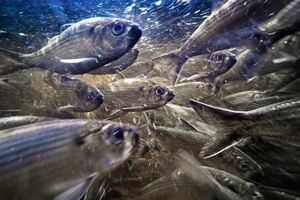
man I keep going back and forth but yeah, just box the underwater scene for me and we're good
[0,0,299,199]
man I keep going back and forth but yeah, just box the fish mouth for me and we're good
[93,92,104,108]
[167,91,175,102]
[127,25,142,47]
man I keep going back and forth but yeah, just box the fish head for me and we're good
[220,147,263,180]
[75,82,104,112]
[81,121,139,173]
[92,18,142,61]
[142,81,175,108]
[210,51,234,63]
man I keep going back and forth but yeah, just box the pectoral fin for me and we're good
[54,173,98,200]
[57,105,86,113]
[59,57,99,64]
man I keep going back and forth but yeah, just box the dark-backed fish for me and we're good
[0,17,142,75]
[0,118,138,200]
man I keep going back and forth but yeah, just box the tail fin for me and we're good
[147,50,188,85]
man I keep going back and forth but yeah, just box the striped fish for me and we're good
[0,118,139,200]
[0,17,142,75]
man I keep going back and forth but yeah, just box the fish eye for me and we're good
[112,22,126,36]
[238,161,249,171]
[155,86,166,97]
[108,127,124,145]
[216,53,226,62]
[85,88,95,101]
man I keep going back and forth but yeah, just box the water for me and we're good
[0,0,299,199]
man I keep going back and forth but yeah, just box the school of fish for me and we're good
[0,0,299,199]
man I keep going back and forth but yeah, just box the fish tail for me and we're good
[0,47,31,75]
[147,50,188,85]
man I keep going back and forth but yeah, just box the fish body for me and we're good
[257,0,300,43]
[0,69,104,117]
[189,98,300,156]
[145,0,291,84]
[0,118,138,200]
[0,17,142,75]
[86,78,174,119]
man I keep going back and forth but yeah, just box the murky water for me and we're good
[0,0,299,199]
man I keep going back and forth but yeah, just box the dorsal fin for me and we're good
[60,23,74,32]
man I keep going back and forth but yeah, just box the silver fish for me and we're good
[189,98,300,156]
[257,0,300,43]
[0,17,142,75]
[0,118,138,200]
[86,78,175,119]
[177,151,264,200]
[0,71,104,117]
[144,0,291,84]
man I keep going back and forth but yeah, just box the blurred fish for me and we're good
[0,17,142,75]
[182,50,237,83]
[144,0,291,84]
[215,32,300,86]
[189,98,300,157]
[170,81,215,106]
[150,124,262,180]
[177,151,264,200]
[256,0,300,44]
[44,73,104,112]
[0,118,138,200]
[130,150,263,200]
[88,48,139,75]
[89,78,175,119]
[0,71,104,117]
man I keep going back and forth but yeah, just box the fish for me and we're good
[0,118,139,200]
[0,71,104,117]
[214,49,262,85]
[150,124,263,180]
[189,98,300,157]
[181,50,237,83]
[143,0,292,84]
[253,32,300,77]
[44,73,104,113]
[129,150,263,200]
[215,32,300,86]
[256,0,300,44]
[88,48,139,74]
[85,78,175,119]
[0,17,142,75]
[177,151,264,200]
